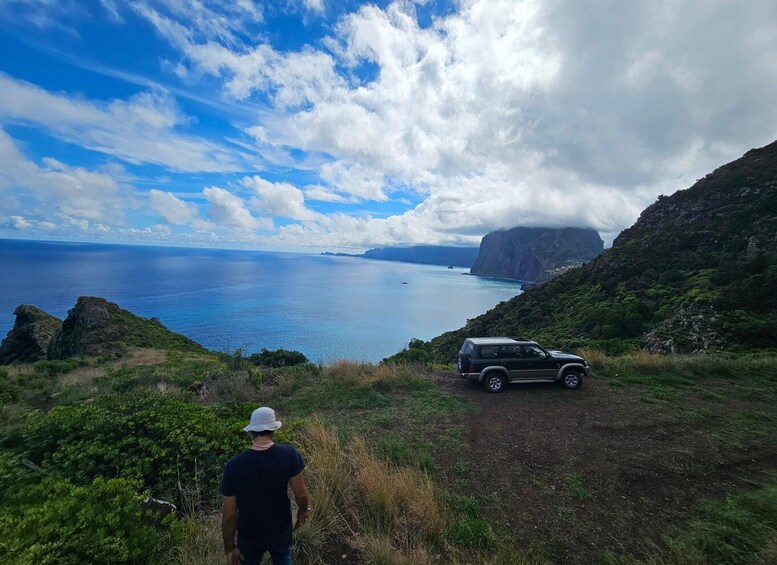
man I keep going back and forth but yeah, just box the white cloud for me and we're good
[243,176,321,221]
[10,215,33,229]
[150,0,776,248]
[0,129,137,226]
[203,186,273,231]
[303,0,325,15]
[148,189,200,225]
[302,184,352,203]
[0,73,245,172]
[318,161,388,201]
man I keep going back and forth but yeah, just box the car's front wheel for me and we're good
[483,372,507,393]
[561,369,583,390]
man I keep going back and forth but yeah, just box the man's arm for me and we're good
[290,471,311,528]
[221,495,241,564]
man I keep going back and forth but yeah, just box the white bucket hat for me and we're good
[243,407,283,432]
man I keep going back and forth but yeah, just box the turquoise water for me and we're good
[0,239,522,362]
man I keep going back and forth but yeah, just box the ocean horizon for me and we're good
[0,239,522,362]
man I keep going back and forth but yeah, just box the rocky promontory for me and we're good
[0,297,206,364]
[0,305,62,364]
[48,297,205,359]
[470,227,603,282]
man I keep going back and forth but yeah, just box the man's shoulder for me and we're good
[274,443,300,455]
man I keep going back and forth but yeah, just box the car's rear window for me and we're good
[460,341,475,355]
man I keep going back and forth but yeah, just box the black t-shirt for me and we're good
[219,444,305,547]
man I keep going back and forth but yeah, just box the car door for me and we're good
[523,345,557,379]
[499,344,527,381]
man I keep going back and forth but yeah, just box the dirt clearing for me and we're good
[431,373,777,563]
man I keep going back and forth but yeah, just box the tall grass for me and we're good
[168,418,489,564]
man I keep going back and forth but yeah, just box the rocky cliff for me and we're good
[421,139,777,360]
[44,297,205,360]
[0,305,62,364]
[470,227,603,282]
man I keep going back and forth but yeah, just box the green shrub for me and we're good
[0,477,170,564]
[32,358,86,377]
[21,392,246,506]
[0,369,20,403]
[249,348,309,368]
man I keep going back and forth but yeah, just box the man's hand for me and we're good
[290,471,311,530]
[222,496,239,563]
[225,547,243,565]
[295,507,312,529]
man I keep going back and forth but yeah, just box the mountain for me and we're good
[469,227,603,282]
[419,140,777,362]
[325,245,480,267]
[0,305,62,364]
[46,296,206,359]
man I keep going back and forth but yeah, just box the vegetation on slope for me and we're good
[406,141,777,363]
[2,346,777,563]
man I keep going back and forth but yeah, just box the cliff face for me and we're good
[361,246,479,267]
[0,305,62,364]
[425,139,777,360]
[470,227,604,282]
[47,297,205,359]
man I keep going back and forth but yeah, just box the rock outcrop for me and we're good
[0,305,62,364]
[47,296,204,359]
[470,227,604,282]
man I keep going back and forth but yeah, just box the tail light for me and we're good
[469,363,475,373]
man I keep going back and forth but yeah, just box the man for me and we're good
[221,407,311,565]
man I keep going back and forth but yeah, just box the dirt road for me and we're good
[433,373,777,563]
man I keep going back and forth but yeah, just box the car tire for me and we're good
[561,369,583,390]
[483,372,507,393]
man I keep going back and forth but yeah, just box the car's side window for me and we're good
[479,345,498,358]
[499,345,521,358]
[523,346,547,359]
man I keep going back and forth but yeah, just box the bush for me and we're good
[249,348,309,368]
[0,369,20,403]
[21,392,247,507]
[32,358,86,377]
[0,477,170,564]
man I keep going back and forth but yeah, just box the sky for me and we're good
[0,0,776,252]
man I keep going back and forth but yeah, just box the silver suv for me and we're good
[457,337,588,393]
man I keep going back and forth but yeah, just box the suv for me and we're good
[457,337,588,393]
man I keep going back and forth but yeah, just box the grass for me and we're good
[564,473,590,502]
[646,479,777,565]
[5,347,777,564]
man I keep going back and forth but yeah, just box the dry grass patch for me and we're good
[59,366,107,386]
[629,350,682,373]
[575,347,606,371]
[119,348,169,367]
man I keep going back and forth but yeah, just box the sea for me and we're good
[0,239,522,363]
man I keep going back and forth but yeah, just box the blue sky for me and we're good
[1,1,776,251]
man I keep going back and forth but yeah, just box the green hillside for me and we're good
[421,140,777,362]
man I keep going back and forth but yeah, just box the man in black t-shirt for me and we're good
[220,407,310,565]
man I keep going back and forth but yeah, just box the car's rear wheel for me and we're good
[561,369,583,390]
[483,372,506,393]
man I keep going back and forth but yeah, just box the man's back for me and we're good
[220,445,305,548]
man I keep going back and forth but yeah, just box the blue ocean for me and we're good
[0,239,522,362]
